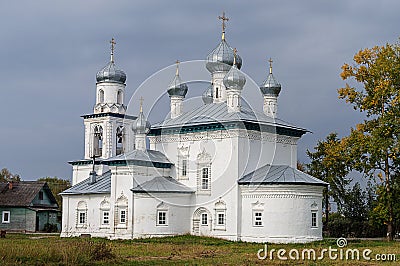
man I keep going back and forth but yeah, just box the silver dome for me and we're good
[202,85,213,104]
[132,111,151,134]
[260,73,281,97]
[206,39,242,73]
[223,63,246,91]
[167,69,188,97]
[96,61,126,84]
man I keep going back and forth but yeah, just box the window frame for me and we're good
[182,159,187,177]
[201,167,209,190]
[78,212,86,225]
[253,211,263,227]
[102,211,110,225]
[157,210,168,226]
[201,213,208,225]
[311,211,318,228]
[119,209,126,224]
[2,211,10,224]
[217,213,225,226]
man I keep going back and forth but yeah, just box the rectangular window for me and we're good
[2,211,10,223]
[79,212,86,224]
[157,211,167,226]
[217,213,225,225]
[38,191,44,200]
[201,168,209,189]
[311,212,317,227]
[182,159,187,176]
[120,210,126,224]
[253,212,263,226]
[201,213,208,225]
[103,211,109,225]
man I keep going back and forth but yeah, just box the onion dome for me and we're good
[223,49,246,90]
[206,12,242,73]
[167,61,188,97]
[206,39,242,73]
[260,58,281,97]
[96,38,126,84]
[202,84,213,104]
[132,99,151,134]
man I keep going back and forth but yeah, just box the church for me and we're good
[60,14,327,243]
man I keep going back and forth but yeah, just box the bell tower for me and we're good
[70,38,136,185]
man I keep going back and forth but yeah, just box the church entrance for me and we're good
[192,207,212,236]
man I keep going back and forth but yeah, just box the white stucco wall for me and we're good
[239,184,324,243]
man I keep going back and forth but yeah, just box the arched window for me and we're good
[116,126,124,155]
[93,125,103,156]
[117,90,123,104]
[100,198,110,228]
[214,200,226,230]
[197,149,211,194]
[76,201,87,228]
[215,87,219,98]
[115,193,128,229]
[98,89,104,103]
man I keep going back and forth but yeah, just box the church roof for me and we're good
[238,165,328,186]
[150,102,307,137]
[103,149,171,168]
[131,176,195,194]
[60,171,111,195]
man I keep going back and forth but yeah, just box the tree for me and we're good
[37,177,71,210]
[306,133,351,232]
[339,42,400,240]
[0,168,20,182]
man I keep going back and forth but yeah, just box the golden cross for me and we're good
[218,11,229,32]
[268,57,273,74]
[110,38,116,62]
[139,97,144,113]
[175,60,180,75]
[218,12,229,40]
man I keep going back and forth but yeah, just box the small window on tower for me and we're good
[117,90,123,104]
[94,125,103,156]
[116,126,124,155]
[39,191,43,200]
[98,89,104,103]
[216,87,219,98]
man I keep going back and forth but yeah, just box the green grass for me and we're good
[0,234,399,265]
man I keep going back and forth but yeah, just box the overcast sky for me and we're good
[0,1,399,181]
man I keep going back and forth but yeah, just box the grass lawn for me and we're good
[0,234,399,265]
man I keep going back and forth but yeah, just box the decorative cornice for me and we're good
[81,112,136,120]
[148,129,298,145]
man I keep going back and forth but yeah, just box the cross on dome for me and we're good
[175,60,180,76]
[218,11,229,40]
[269,57,273,74]
[110,38,116,62]
[139,96,144,113]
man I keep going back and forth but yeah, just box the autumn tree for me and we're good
[339,42,400,240]
[306,133,352,232]
[37,177,71,210]
[0,168,20,182]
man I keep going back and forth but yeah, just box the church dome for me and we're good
[167,62,188,97]
[260,59,281,97]
[223,51,246,90]
[96,61,126,84]
[202,85,213,104]
[206,39,242,73]
[132,104,151,134]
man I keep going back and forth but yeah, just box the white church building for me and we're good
[61,15,327,243]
